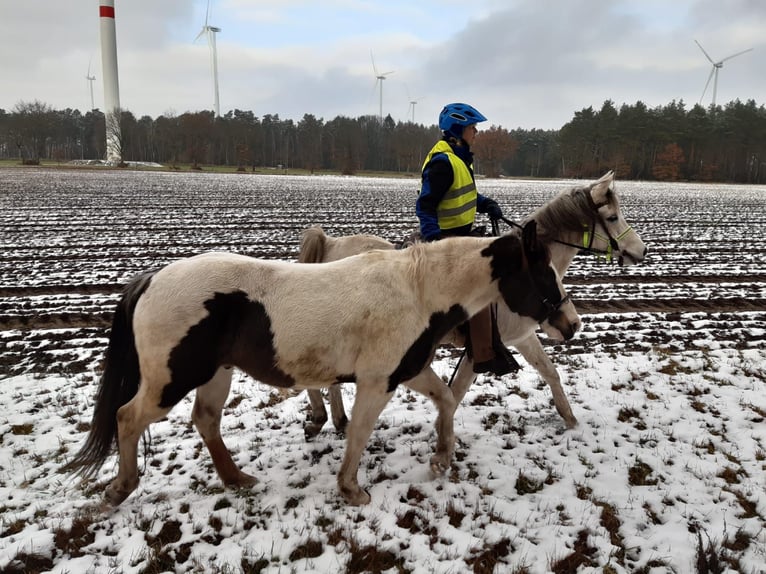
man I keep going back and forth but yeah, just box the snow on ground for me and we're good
[1,170,765,572]
[1,317,765,573]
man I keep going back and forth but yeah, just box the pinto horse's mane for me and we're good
[406,241,428,301]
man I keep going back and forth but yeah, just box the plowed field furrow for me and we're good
[2,169,764,379]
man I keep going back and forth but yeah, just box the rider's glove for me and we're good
[486,201,503,221]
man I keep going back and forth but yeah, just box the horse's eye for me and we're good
[606,215,618,223]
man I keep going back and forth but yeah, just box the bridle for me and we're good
[491,190,636,265]
[536,290,572,323]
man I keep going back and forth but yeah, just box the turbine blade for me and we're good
[719,47,753,63]
[701,67,715,103]
[370,50,378,76]
[195,27,206,43]
[694,39,715,64]
[205,0,211,26]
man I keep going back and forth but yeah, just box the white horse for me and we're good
[301,170,647,436]
[62,221,580,506]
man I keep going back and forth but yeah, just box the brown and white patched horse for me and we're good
[301,170,647,436]
[62,221,580,506]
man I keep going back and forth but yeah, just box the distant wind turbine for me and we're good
[86,59,96,111]
[371,51,394,121]
[196,0,221,117]
[695,39,753,107]
[405,85,424,123]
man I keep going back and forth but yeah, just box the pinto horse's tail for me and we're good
[61,270,156,479]
[298,225,328,263]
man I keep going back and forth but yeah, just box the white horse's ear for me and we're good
[596,170,614,183]
[591,170,615,205]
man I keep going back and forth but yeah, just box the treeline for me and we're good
[1,98,765,183]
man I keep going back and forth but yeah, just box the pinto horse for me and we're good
[62,221,580,506]
[301,170,647,437]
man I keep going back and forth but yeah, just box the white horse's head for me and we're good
[589,170,647,266]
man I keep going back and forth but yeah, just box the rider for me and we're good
[416,102,518,376]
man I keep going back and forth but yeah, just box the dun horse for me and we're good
[62,221,580,506]
[301,170,646,436]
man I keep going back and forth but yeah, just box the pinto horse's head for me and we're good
[484,220,581,341]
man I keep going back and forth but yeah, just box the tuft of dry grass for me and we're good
[628,459,658,486]
[550,529,597,573]
[465,536,514,574]
[10,423,33,436]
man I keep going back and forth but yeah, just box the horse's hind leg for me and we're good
[106,386,171,506]
[192,366,256,488]
[402,369,457,476]
[337,379,393,505]
[328,386,349,434]
[304,389,329,440]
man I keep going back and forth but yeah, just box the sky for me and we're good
[0,1,764,130]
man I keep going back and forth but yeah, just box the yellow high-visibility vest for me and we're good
[421,141,477,230]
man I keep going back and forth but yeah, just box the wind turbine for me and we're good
[196,0,221,117]
[695,39,753,107]
[405,85,424,123]
[86,59,96,111]
[99,0,121,165]
[371,51,394,121]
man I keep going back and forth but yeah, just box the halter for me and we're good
[492,203,634,264]
[537,291,572,322]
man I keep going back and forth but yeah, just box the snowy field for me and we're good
[1,168,765,573]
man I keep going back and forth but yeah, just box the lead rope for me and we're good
[447,350,465,388]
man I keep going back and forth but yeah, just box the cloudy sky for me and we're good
[1,0,763,130]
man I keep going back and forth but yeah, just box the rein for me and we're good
[494,215,632,263]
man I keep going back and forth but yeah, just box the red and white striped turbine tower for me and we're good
[99,0,122,165]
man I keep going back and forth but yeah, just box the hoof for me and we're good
[340,486,371,505]
[429,454,450,477]
[304,422,323,441]
[564,417,578,430]
[104,483,132,507]
[224,471,257,489]
[333,415,349,434]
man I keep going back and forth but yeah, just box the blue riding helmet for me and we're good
[438,103,487,139]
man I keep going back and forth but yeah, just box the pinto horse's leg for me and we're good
[402,369,457,475]
[192,367,257,487]
[304,389,329,440]
[105,386,171,506]
[328,386,349,434]
[514,334,577,429]
[337,379,393,505]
